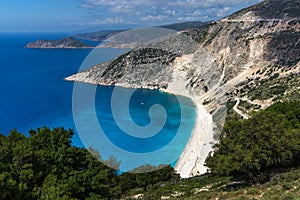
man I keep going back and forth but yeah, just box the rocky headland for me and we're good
[26,37,93,49]
[65,0,300,178]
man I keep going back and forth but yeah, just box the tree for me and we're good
[206,101,300,183]
[0,126,179,199]
[120,164,179,191]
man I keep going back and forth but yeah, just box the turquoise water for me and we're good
[0,33,196,170]
[0,33,127,146]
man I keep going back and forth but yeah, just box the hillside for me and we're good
[1,101,299,199]
[74,21,209,42]
[126,167,300,199]
[74,29,125,42]
[25,21,209,48]
[229,0,300,20]
[65,0,300,178]
[26,37,93,49]
[126,100,300,199]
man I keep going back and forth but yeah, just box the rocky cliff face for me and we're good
[66,0,299,114]
[65,0,300,177]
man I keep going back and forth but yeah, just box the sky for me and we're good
[0,0,263,32]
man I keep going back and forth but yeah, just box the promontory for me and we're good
[26,37,93,49]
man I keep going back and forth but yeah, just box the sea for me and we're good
[0,33,196,171]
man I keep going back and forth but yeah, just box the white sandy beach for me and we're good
[174,97,214,178]
[163,56,215,178]
[66,55,217,178]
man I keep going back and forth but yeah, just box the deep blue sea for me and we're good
[0,33,196,171]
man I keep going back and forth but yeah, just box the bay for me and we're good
[0,33,196,170]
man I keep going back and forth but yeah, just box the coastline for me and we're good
[65,71,215,178]
[167,92,214,178]
[25,46,96,49]
[161,72,215,178]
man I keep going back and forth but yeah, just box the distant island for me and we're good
[25,21,209,49]
[26,37,93,49]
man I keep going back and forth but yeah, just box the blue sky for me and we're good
[0,0,262,32]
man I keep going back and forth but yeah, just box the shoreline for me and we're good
[162,85,214,178]
[174,98,214,178]
[65,74,215,178]
[26,46,96,49]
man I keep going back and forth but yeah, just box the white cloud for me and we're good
[80,4,96,8]
[204,6,231,18]
[187,11,201,17]
[169,0,260,8]
[81,0,155,7]
[110,5,133,13]
[164,9,177,16]
[80,0,263,25]
[217,6,231,17]
[88,17,124,25]
[140,15,168,21]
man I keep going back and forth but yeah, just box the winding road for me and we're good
[233,98,249,119]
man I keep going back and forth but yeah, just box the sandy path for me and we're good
[233,98,249,119]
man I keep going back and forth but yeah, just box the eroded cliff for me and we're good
[65,0,300,177]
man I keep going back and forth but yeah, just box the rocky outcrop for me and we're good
[66,0,299,108]
[26,37,92,49]
[65,0,300,177]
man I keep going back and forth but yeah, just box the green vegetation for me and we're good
[237,100,261,114]
[0,127,177,200]
[225,100,243,120]
[160,21,208,31]
[264,30,300,67]
[75,21,208,42]
[134,167,300,199]
[206,101,300,183]
[229,0,300,19]
[239,74,300,101]
[75,30,124,42]
[134,101,300,199]
[1,101,299,199]
[182,23,213,44]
